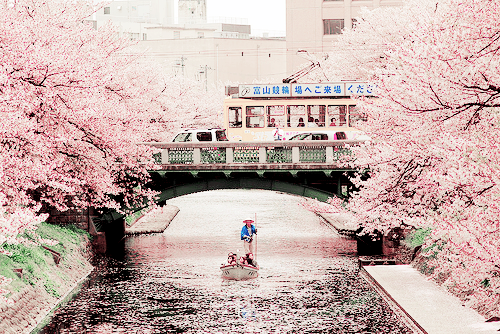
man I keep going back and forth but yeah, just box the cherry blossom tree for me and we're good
[0,0,223,303]
[0,0,170,213]
[151,76,224,141]
[310,0,500,316]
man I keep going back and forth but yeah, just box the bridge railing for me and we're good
[142,140,365,166]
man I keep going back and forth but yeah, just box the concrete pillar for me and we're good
[104,218,126,256]
[326,146,334,163]
[259,147,266,163]
[292,147,300,163]
[161,149,169,164]
[226,147,234,163]
[193,148,201,164]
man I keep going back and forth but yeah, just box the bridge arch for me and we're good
[148,170,351,205]
[154,177,335,204]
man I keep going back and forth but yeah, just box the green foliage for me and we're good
[32,222,90,256]
[480,278,490,288]
[404,227,432,248]
[418,261,435,275]
[125,208,149,226]
[43,276,61,298]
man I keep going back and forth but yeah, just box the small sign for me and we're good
[344,82,377,96]
[239,84,291,98]
[291,83,344,97]
[238,83,376,98]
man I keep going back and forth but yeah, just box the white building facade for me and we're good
[96,0,286,86]
[286,0,403,75]
[139,37,286,87]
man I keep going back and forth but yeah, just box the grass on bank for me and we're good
[0,222,90,298]
[403,227,432,249]
[125,207,151,226]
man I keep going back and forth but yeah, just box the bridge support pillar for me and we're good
[161,149,169,164]
[193,148,201,164]
[326,147,334,164]
[292,147,300,163]
[104,218,126,256]
[337,176,342,196]
[259,147,266,163]
[226,147,234,163]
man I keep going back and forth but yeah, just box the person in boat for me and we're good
[241,218,257,255]
[227,252,237,265]
[246,253,257,267]
[239,256,248,265]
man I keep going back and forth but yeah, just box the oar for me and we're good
[254,213,257,262]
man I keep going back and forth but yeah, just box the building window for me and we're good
[198,32,204,38]
[323,19,344,35]
[352,18,358,29]
[104,7,110,14]
[142,33,147,41]
[174,31,180,39]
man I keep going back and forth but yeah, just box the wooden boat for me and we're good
[220,263,259,280]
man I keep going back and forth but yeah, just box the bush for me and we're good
[403,227,432,249]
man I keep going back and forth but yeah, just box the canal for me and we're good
[42,189,411,333]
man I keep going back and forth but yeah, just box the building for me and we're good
[95,0,287,86]
[96,0,176,40]
[138,37,286,87]
[178,0,207,24]
[286,0,403,75]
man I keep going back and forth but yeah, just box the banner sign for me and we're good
[344,82,376,96]
[238,84,291,98]
[291,83,344,97]
[238,83,376,98]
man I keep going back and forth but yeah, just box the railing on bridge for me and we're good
[143,140,365,168]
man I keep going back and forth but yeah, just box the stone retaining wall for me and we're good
[0,238,94,334]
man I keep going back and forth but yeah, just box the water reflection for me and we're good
[42,190,410,333]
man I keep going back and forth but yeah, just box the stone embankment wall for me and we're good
[0,237,93,334]
[317,212,416,262]
[126,205,179,235]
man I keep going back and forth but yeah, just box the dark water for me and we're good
[42,190,411,333]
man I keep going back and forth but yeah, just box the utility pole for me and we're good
[199,65,211,91]
[181,56,186,76]
[174,56,187,76]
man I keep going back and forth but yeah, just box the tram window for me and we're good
[328,105,347,126]
[349,105,368,126]
[246,106,264,128]
[287,105,306,127]
[267,105,286,128]
[307,105,326,127]
[228,107,242,128]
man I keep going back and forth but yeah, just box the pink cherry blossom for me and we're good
[302,0,500,317]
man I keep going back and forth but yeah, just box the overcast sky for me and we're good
[176,0,286,36]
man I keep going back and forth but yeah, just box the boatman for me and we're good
[241,218,257,255]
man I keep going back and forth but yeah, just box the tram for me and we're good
[222,82,375,141]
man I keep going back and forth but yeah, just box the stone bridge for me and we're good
[54,140,369,254]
